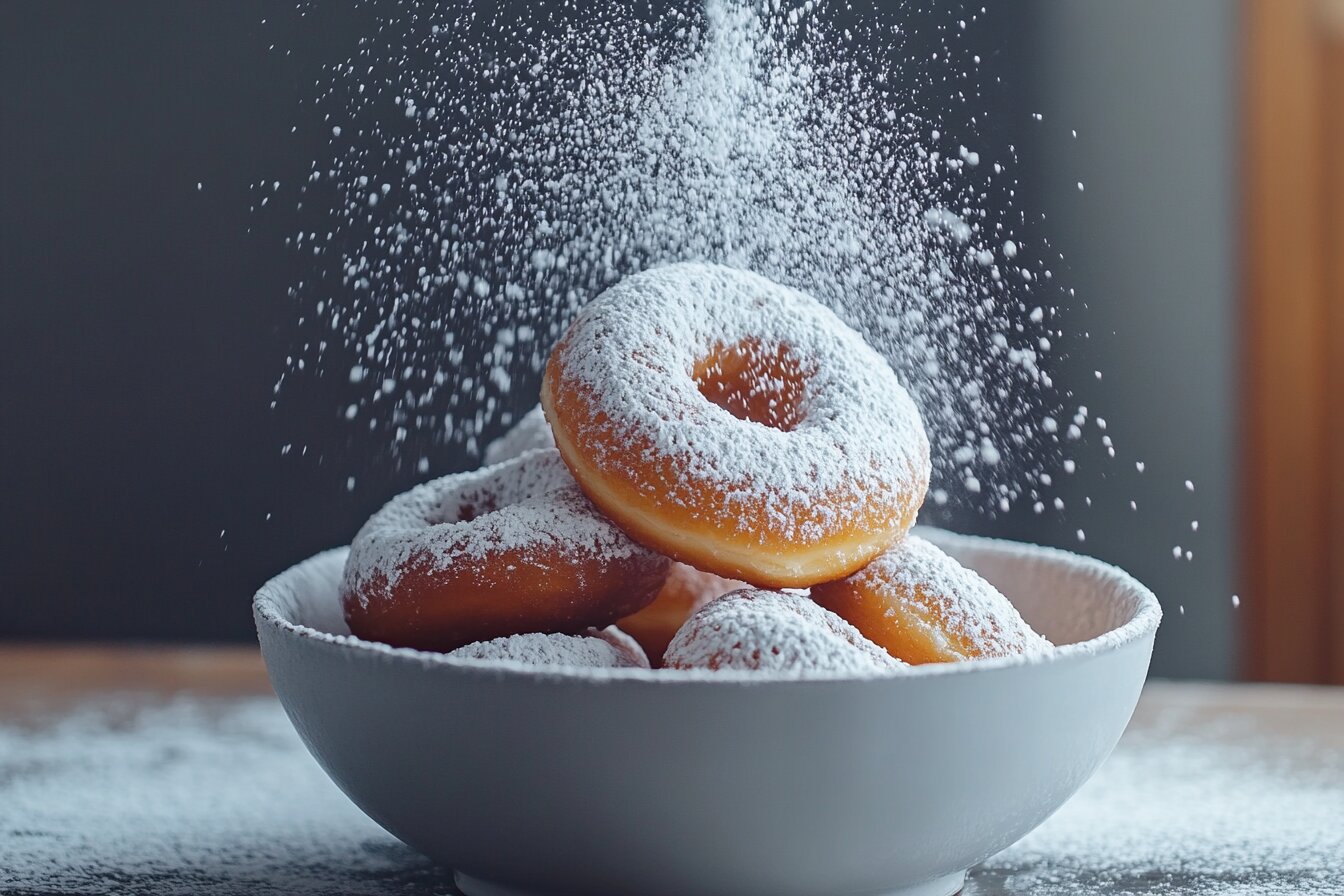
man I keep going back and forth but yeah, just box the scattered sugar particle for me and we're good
[1231,594,1240,607]
[1076,529,1085,542]
[279,1,1084,519]
[1185,479,1194,491]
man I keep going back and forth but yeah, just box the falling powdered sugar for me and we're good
[280,1,1072,517]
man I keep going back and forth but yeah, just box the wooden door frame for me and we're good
[1243,0,1344,683]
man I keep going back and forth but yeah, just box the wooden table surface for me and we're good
[1,646,1341,895]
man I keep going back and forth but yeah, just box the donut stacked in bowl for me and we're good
[341,263,1050,673]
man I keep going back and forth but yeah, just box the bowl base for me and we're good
[453,869,966,896]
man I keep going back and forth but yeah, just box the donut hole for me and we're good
[430,494,499,525]
[455,501,492,523]
[693,339,808,431]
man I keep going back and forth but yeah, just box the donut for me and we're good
[617,563,745,665]
[483,405,554,466]
[342,448,671,652]
[446,626,649,669]
[541,262,930,588]
[663,589,905,675]
[811,534,1051,664]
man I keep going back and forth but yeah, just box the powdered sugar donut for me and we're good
[663,590,905,675]
[483,405,554,466]
[618,562,746,665]
[342,449,670,652]
[812,534,1050,664]
[542,262,930,588]
[446,626,649,669]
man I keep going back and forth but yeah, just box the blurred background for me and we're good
[1,0,1340,683]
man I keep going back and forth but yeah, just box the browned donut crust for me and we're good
[342,449,670,652]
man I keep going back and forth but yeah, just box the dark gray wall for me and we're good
[0,3,394,640]
[1022,0,1240,678]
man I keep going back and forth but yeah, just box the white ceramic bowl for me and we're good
[254,530,1160,896]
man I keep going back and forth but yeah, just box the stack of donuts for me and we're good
[341,263,1050,673]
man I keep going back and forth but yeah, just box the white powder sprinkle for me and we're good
[446,626,648,669]
[547,262,930,543]
[4,684,1332,894]
[664,589,905,676]
[279,0,1075,519]
[818,534,1051,660]
[342,448,652,603]
[982,692,1344,895]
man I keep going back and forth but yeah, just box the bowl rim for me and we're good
[254,530,1162,686]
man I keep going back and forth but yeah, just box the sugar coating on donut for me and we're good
[483,405,554,466]
[546,262,930,547]
[344,448,648,604]
[815,535,1051,663]
[663,590,905,675]
[447,626,650,669]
